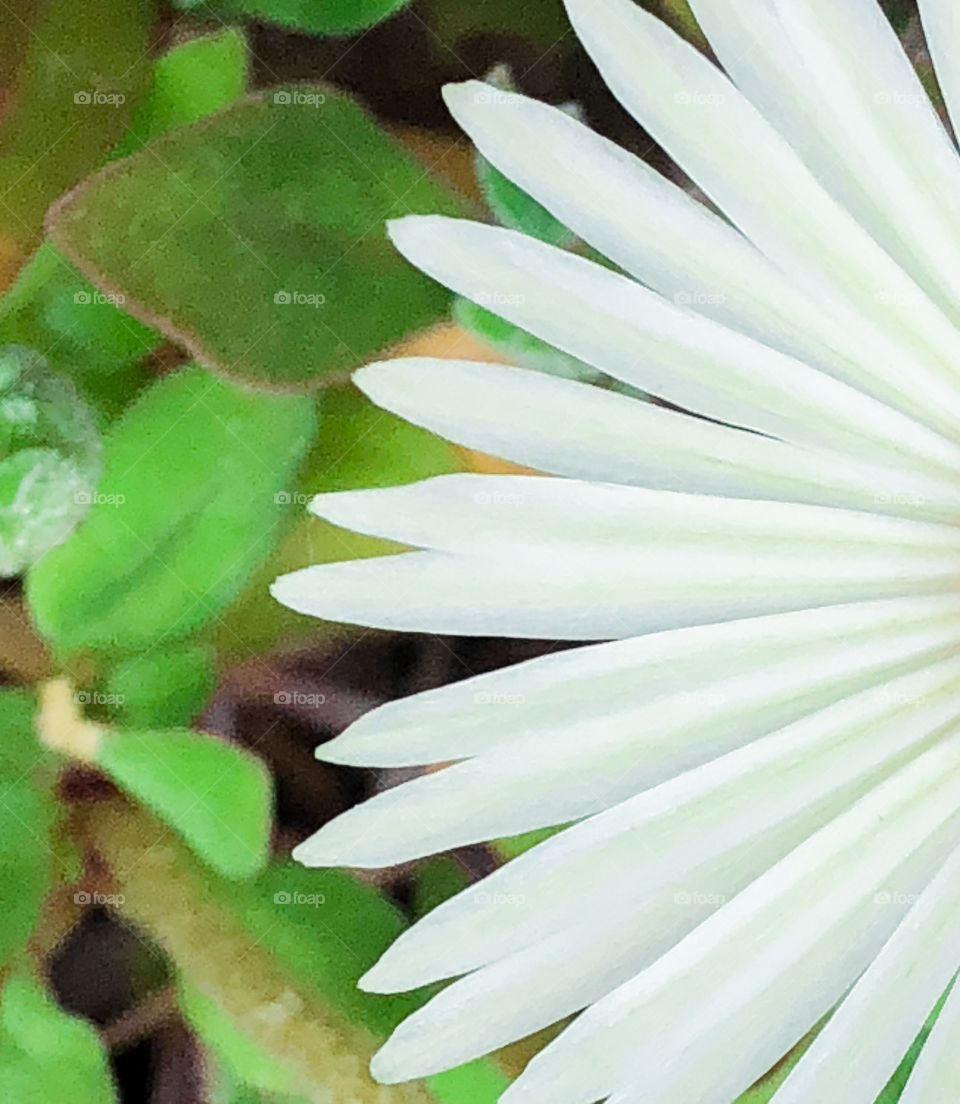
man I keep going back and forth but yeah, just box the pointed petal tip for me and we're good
[268,570,305,614]
[369,1043,411,1086]
[357,959,396,994]
[385,213,443,253]
[290,837,322,868]
[441,80,479,112]
[289,819,359,869]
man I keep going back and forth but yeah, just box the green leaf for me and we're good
[95,806,507,1104]
[0,0,152,251]
[428,1060,511,1104]
[97,728,272,880]
[475,152,575,248]
[27,364,316,654]
[0,31,252,422]
[225,861,424,1036]
[116,28,250,155]
[213,382,462,655]
[453,298,602,383]
[105,645,217,728]
[192,0,411,35]
[48,87,469,388]
[0,970,116,1103]
[0,692,57,967]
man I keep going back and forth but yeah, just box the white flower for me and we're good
[270,1,960,1101]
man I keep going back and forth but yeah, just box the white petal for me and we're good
[360,654,960,999]
[771,841,960,1104]
[272,534,960,641]
[322,596,960,767]
[354,360,960,522]
[295,640,960,868]
[563,0,960,437]
[389,216,960,475]
[919,0,960,140]
[310,475,960,558]
[442,81,859,371]
[689,0,960,320]
[509,735,960,1104]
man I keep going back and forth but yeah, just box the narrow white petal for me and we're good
[354,360,960,522]
[689,0,960,321]
[563,0,960,436]
[919,0,960,140]
[272,534,960,641]
[388,215,960,474]
[509,736,960,1104]
[360,655,960,999]
[442,81,862,372]
[295,644,960,868]
[310,475,960,558]
[772,841,960,1104]
[322,597,960,767]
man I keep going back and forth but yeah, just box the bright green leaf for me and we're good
[97,727,272,880]
[0,693,57,968]
[212,382,462,655]
[475,155,575,248]
[0,970,116,1103]
[27,364,316,654]
[48,87,469,388]
[116,28,250,155]
[105,645,217,729]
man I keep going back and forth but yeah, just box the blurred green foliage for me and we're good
[0,0,942,1101]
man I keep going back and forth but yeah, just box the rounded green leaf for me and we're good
[105,645,217,729]
[0,970,116,1103]
[0,693,56,967]
[98,727,272,880]
[48,88,469,388]
[27,364,316,653]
